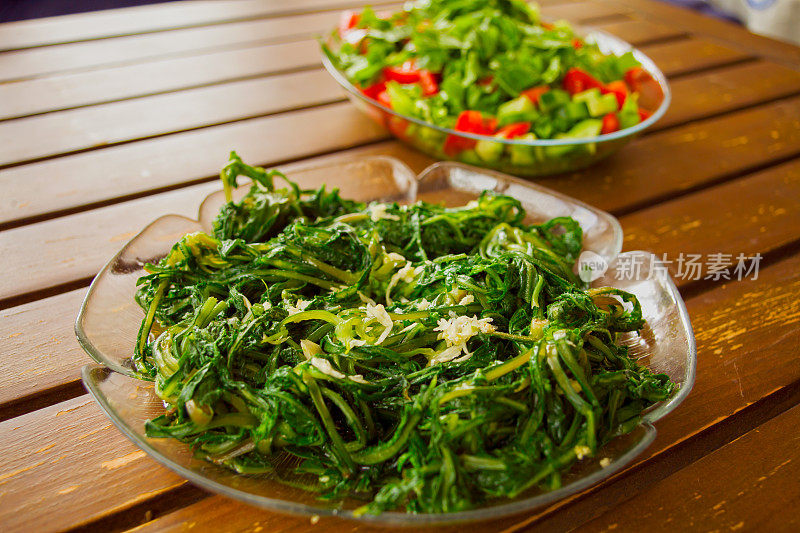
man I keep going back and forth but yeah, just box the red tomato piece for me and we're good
[496,122,531,139]
[383,61,421,84]
[376,90,392,109]
[601,113,620,134]
[521,86,550,105]
[562,68,603,95]
[338,11,360,36]
[360,81,386,100]
[572,38,583,49]
[602,80,628,108]
[638,108,652,121]
[419,70,439,96]
[443,111,498,155]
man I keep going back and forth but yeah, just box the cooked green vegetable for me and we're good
[134,153,674,515]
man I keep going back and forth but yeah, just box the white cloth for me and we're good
[708,0,800,45]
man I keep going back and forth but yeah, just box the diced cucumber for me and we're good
[459,149,482,165]
[617,93,641,129]
[497,96,536,125]
[573,88,618,117]
[538,89,570,113]
[543,118,602,158]
[509,133,542,165]
[475,138,505,163]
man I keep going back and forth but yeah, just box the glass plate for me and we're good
[76,157,695,525]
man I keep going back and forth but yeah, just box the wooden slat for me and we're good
[0,0,598,84]
[0,38,322,122]
[0,396,187,532]
[0,34,737,123]
[0,102,389,303]
[0,4,400,83]
[548,96,800,214]
[656,60,800,130]
[0,69,344,167]
[585,18,686,45]
[3,98,799,300]
[577,404,800,532]
[619,0,800,65]
[91,248,800,531]
[642,38,751,77]
[620,158,800,271]
[0,0,397,51]
[0,289,86,407]
[0,45,787,229]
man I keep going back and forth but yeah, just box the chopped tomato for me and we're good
[625,67,664,110]
[360,80,386,100]
[541,22,555,30]
[602,80,628,108]
[338,11,360,36]
[638,108,652,121]
[562,68,603,95]
[572,38,583,49]
[419,70,439,96]
[521,86,550,105]
[601,113,620,134]
[383,61,421,84]
[443,111,498,156]
[496,122,530,139]
[376,90,392,109]
[478,75,494,86]
[387,116,410,140]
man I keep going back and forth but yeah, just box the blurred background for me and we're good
[0,0,798,45]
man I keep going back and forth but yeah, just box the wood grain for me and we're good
[656,60,800,130]
[0,2,403,83]
[2,51,794,229]
[642,37,751,77]
[4,97,800,302]
[585,18,686,46]
[577,404,800,532]
[0,68,344,167]
[108,246,800,532]
[0,34,737,122]
[0,396,187,532]
[0,0,399,51]
[619,0,800,65]
[547,96,800,214]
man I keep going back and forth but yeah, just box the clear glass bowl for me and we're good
[76,158,695,525]
[321,29,671,177]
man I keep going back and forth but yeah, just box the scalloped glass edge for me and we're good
[75,157,695,525]
[321,28,671,147]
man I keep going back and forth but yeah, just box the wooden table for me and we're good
[1,0,799,531]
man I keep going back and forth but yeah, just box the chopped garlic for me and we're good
[417,298,432,310]
[434,315,495,347]
[386,252,407,263]
[310,357,345,380]
[458,294,474,305]
[365,303,394,345]
[574,445,591,460]
[300,339,323,360]
[600,457,611,468]
[349,374,370,384]
[385,263,423,305]
[429,344,467,366]
[368,203,400,222]
[286,299,312,316]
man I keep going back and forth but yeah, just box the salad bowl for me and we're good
[322,26,670,177]
[77,157,694,525]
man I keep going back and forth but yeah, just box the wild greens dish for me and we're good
[134,154,674,515]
